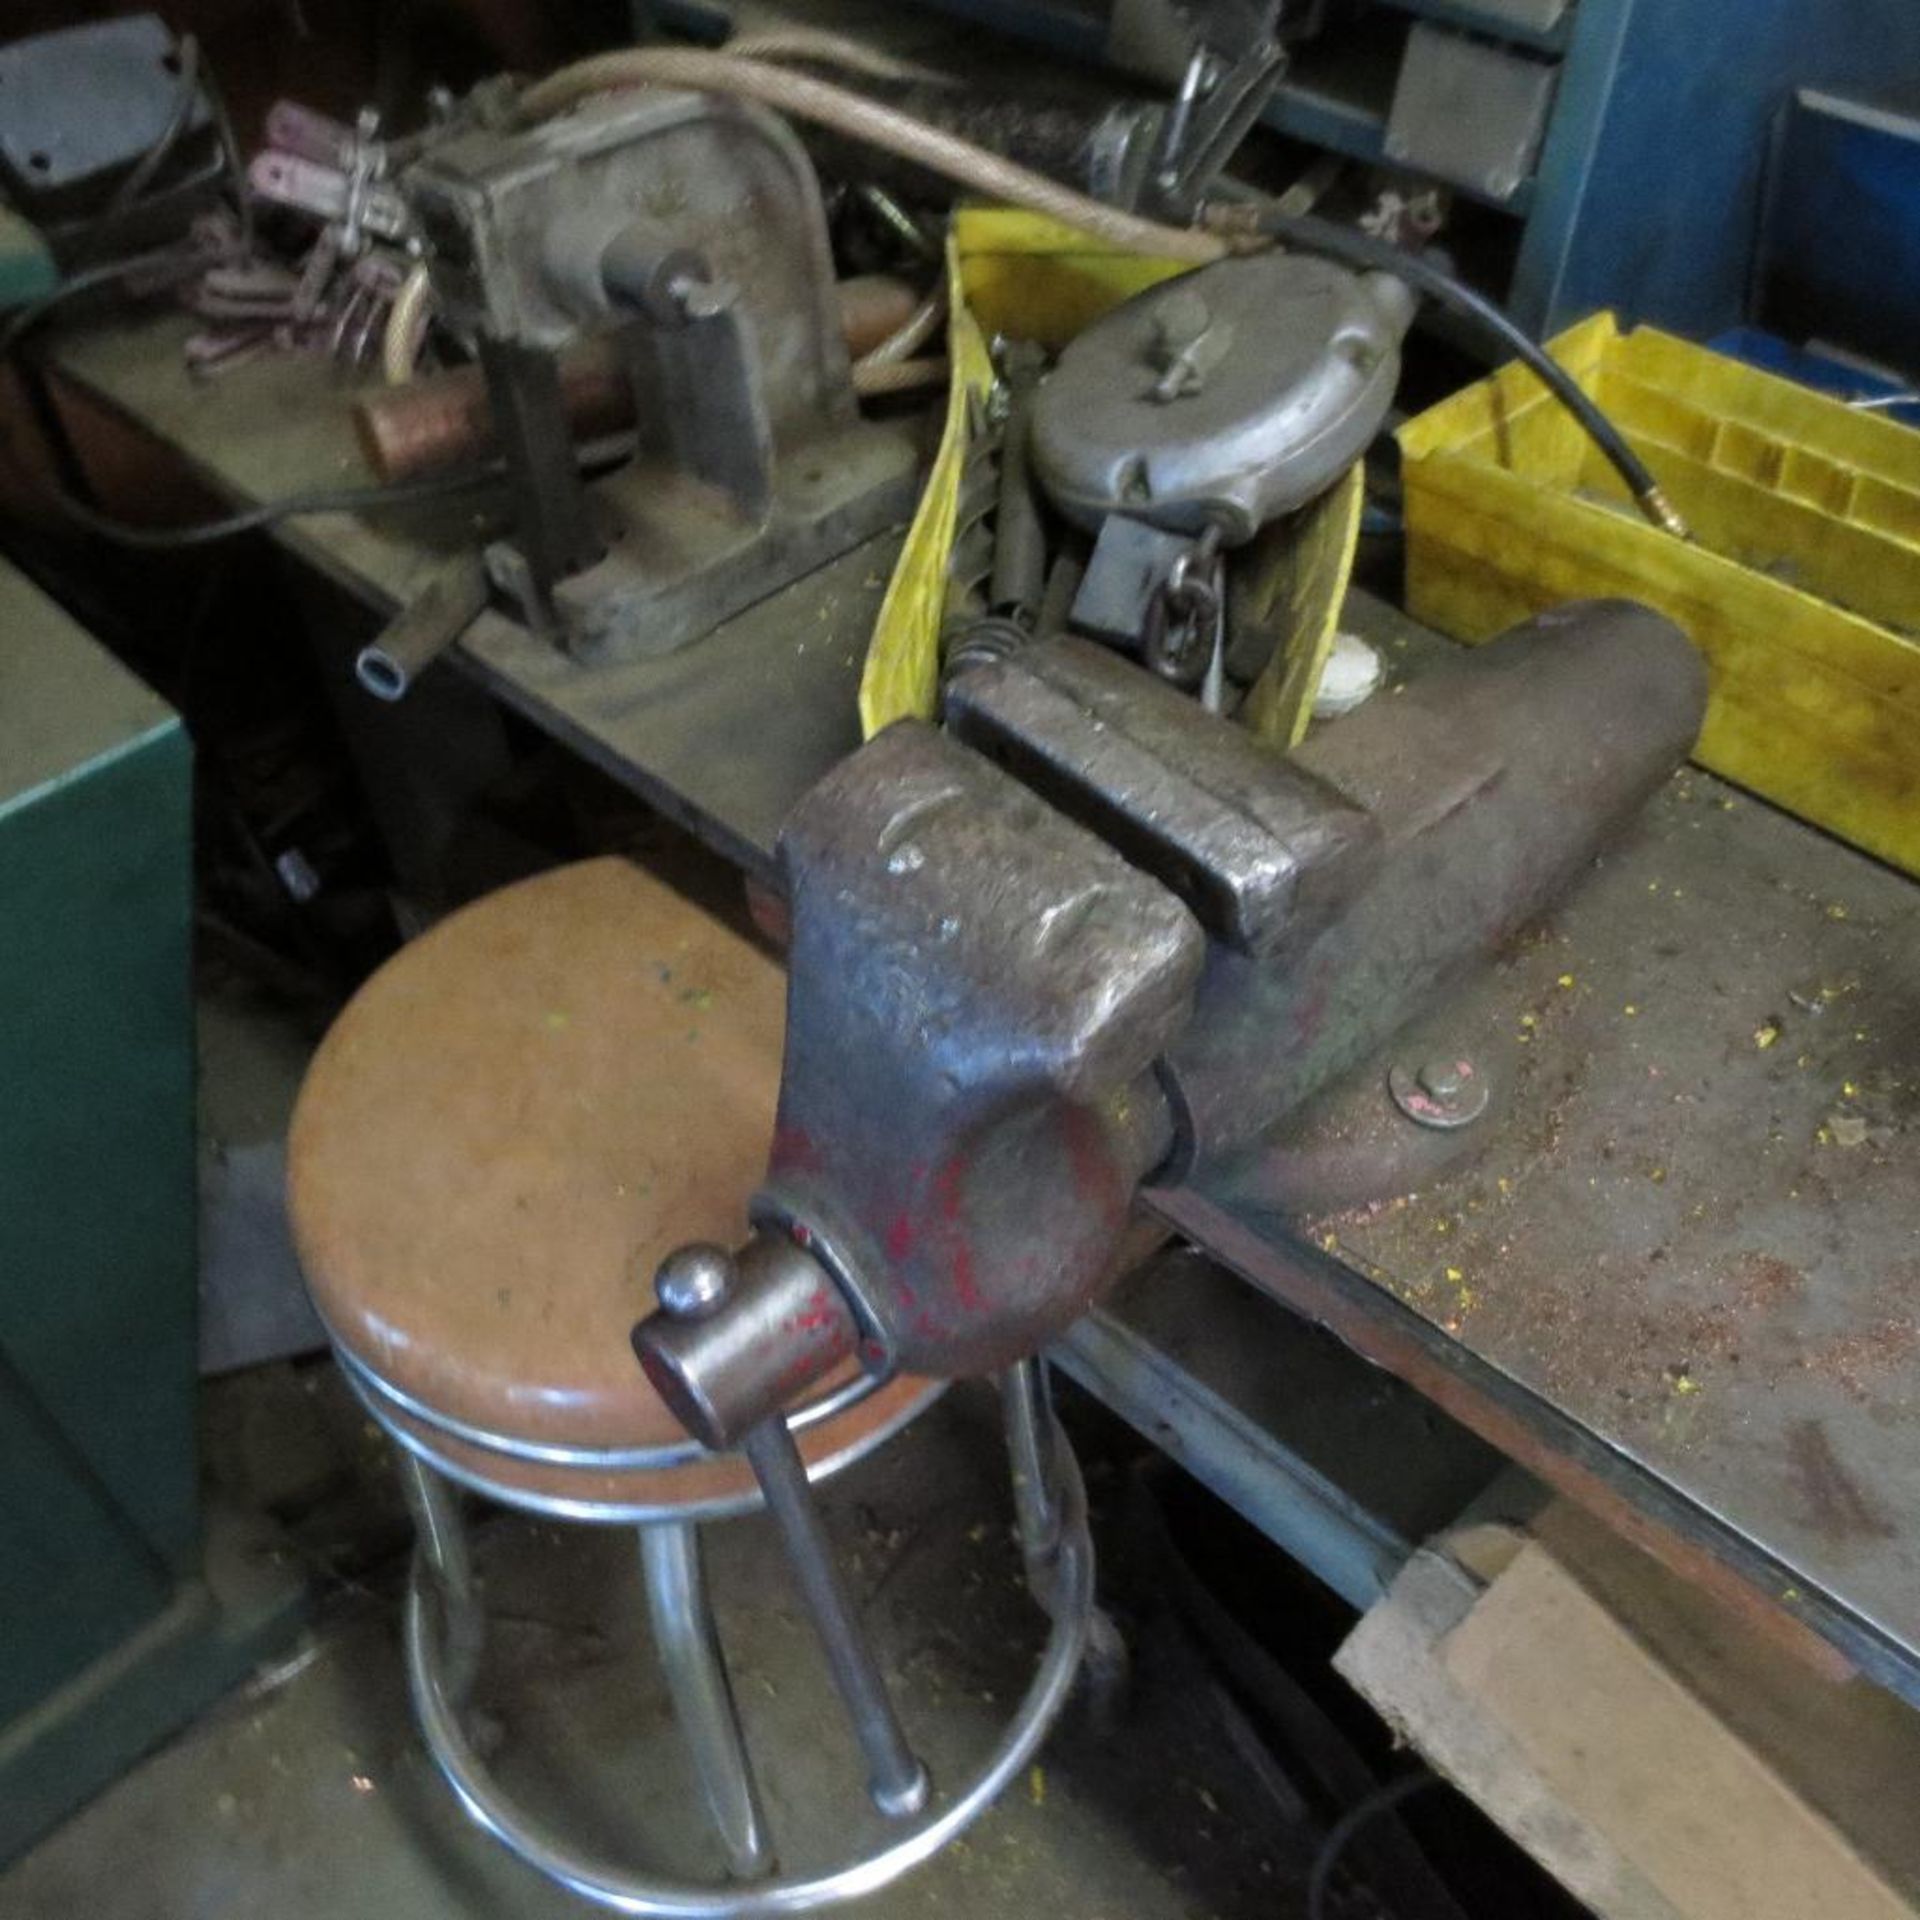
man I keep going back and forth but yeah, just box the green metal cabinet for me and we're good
[0,562,298,1861]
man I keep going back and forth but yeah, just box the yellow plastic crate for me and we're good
[862,208,1361,746]
[1400,313,1920,877]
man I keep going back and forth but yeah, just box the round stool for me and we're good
[288,857,1093,1915]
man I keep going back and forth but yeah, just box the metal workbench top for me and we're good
[47,308,1920,1702]
[1154,677,1920,1698]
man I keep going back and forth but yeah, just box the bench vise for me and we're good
[632,597,1706,1821]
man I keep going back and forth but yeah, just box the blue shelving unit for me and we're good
[875,0,1920,336]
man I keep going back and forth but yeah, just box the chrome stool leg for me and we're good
[398,1452,483,1707]
[640,1521,775,1881]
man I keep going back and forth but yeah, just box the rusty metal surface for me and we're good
[648,603,1699,1484]
[1164,601,1706,1167]
[758,719,1201,1381]
[946,630,1379,958]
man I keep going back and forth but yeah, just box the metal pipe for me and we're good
[355,338,629,484]
[354,552,489,701]
[354,276,925,483]
[335,1324,890,1475]
[999,1360,1062,1599]
[397,1453,483,1706]
[740,1414,930,1820]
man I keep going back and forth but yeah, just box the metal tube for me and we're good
[999,1361,1061,1592]
[998,1375,1126,1702]
[354,552,489,701]
[740,1415,929,1820]
[401,1439,1095,1915]
[639,1522,775,1880]
[336,1332,893,1476]
[354,338,631,484]
[1152,49,1210,191]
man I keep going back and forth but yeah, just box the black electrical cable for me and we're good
[2,246,502,549]
[1222,203,1691,540]
[19,463,505,550]
[1307,1770,1445,1920]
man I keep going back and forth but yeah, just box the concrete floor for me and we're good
[1,1383,1329,1920]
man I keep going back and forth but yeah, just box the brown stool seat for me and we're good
[288,857,933,1515]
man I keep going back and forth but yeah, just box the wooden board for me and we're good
[1339,1502,1920,1919]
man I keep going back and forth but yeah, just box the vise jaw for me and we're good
[638,716,1206,1446]
[630,599,1704,1833]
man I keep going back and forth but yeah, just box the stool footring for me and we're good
[401,1420,1096,1917]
